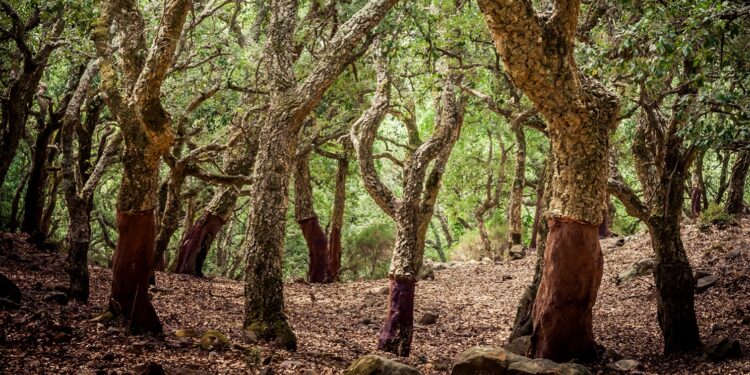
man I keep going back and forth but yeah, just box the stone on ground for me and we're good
[452,346,591,375]
[346,355,421,375]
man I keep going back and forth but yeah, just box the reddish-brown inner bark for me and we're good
[531,218,602,362]
[690,187,702,217]
[298,217,328,283]
[377,279,415,357]
[110,210,162,334]
[172,212,225,276]
[325,227,342,283]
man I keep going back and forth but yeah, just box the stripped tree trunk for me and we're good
[690,149,706,217]
[479,0,617,362]
[294,150,328,283]
[92,0,192,333]
[326,154,348,282]
[352,61,465,356]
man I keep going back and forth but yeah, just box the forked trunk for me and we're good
[110,210,162,334]
[531,218,602,361]
[377,278,415,356]
[172,212,225,276]
[648,218,701,353]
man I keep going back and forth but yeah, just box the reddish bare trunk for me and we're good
[531,218,602,362]
[326,226,342,282]
[690,187,702,218]
[172,212,225,276]
[110,210,162,334]
[298,217,328,283]
[377,279,415,356]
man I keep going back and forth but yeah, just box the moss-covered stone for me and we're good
[345,355,421,375]
[244,318,297,351]
[199,330,230,351]
[171,329,200,338]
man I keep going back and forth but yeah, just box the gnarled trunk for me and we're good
[153,171,186,272]
[68,205,92,302]
[21,121,59,245]
[725,150,749,215]
[690,149,706,217]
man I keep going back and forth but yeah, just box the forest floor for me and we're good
[1,218,749,375]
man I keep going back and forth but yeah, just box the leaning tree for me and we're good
[478,0,619,361]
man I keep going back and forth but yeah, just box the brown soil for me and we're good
[0,218,749,374]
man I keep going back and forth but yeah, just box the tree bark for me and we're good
[714,149,731,204]
[294,150,328,283]
[478,0,618,361]
[690,149,706,217]
[241,0,399,349]
[172,212,225,275]
[326,155,348,282]
[507,123,526,246]
[725,149,749,215]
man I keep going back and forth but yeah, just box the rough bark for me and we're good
[352,61,465,355]
[714,149,731,204]
[241,0,399,349]
[92,0,193,333]
[725,149,750,215]
[507,123,526,246]
[172,212,225,275]
[690,149,706,217]
[326,155,348,282]
[478,0,618,361]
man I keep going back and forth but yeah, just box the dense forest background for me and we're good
[0,0,748,373]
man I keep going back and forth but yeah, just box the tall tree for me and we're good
[478,0,619,361]
[61,60,122,302]
[92,0,192,333]
[240,0,400,349]
[725,149,750,215]
[0,2,65,188]
[351,60,466,356]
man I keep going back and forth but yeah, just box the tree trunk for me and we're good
[714,149,731,204]
[68,205,92,302]
[172,212,225,276]
[648,218,701,353]
[242,122,298,350]
[9,165,30,232]
[110,210,161,333]
[507,124,525,246]
[475,212,493,258]
[725,150,749,215]
[690,149,706,217]
[294,151,328,283]
[531,219,602,361]
[377,278,416,356]
[598,197,615,238]
[436,208,453,247]
[154,171,186,271]
[21,121,58,244]
[325,156,348,282]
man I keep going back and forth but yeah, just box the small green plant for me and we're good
[700,203,734,227]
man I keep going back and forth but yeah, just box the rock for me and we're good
[367,286,389,295]
[90,311,114,323]
[419,311,439,325]
[171,329,200,338]
[695,274,719,293]
[136,362,165,375]
[503,335,531,356]
[508,360,591,375]
[704,336,743,361]
[199,330,230,351]
[725,249,742,259]
[172,367,207,375]
[280,360,305,369]
[106,326,120,335]
[452,346,590,375]
[608,359,641,372]
[433,263,447,271]
[258,367,274,375]
[508,245,526,260]
[420,264,435,280]
[615,258,655,285]
[741,315,750,325]
[0,273,21,310]
[43,291,68,305]
[694,268,712,279]
[346,355,420,375]
[481,257,493,264]
[451,346,525,374]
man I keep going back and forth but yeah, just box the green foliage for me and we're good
[342,221,395,280]
[700,203,734,226]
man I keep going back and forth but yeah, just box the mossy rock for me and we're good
[199,330,230,351]
[452,346,524,375]
[245,319,297,351]
[346,355,421,375]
